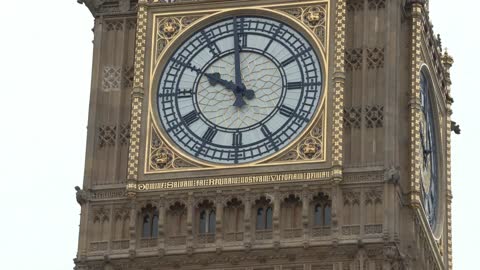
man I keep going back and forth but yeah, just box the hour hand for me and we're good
[205,72,236,90]
[207,72,221,86]
[242,86,255,100]
[204,72,247,107]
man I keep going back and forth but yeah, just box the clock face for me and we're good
[419,72,438,229]
[156,16,323,164]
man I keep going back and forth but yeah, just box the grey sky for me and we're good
[0,0,476,269]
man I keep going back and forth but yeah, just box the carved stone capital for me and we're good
[383,245,401,262]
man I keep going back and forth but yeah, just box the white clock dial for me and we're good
[157,16,323,164]
[419,72,439,229]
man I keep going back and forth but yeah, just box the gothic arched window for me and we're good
[208,210,216,233]
[265,207,273,229]
[312,193,332,227]
[281,194,302,229]
[224,198,244,233]
[142,214,151,238]
[255,196,273,230]
[256,208,264,230]
[199,210,207,233]
[197,200,216,234]
[167,202,187,237]
[314,204,322,225]
[140,204,159,238]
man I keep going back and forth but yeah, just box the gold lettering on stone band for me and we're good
[137,170,332,191]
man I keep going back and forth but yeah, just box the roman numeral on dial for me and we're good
[279,105,295,118]
[183,110,199,126]
[281,48,313,67]
[263,24,284,53]
[260,125,272,137]
[178,88,193,98]
[240,34,248,48]
[233,132,242,147]
[202,127,217,143]
[237,18,248,48]
[261,125,279,151]
[287,82,302,90]
[200,30,221,56]
[281,56,296,67]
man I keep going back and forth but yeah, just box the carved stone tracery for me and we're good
[365,105,384,128]
[368,0,386,10]
[347,0,364,12]
[98,124,131,148]
[98,125,117,147]
[366,47,385,69]
[343,191,360,205]
[105,19,124,31]
[365,189,382,204]
[93,207,111,222]
[279,5,328,52]
[155,16,202,61]
[148,127,196,171]
[102,66,122,91]
[343,106,362,129]
[276,111,325,162]
[343,105,384,129]
[345,48,363,70]
[114,207,130,220]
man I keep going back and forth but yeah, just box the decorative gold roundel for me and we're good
[156,15,323,164]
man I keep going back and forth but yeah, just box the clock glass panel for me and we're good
[156,16,323,164]
[419,72,439,229]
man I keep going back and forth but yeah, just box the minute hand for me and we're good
[233,16,242,87]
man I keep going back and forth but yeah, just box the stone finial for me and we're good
[442,50,454,70]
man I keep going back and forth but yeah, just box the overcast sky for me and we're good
[0,0,477,269]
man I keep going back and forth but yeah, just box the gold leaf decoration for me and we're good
[278,5,328,53]
[155,16,202,61]
[149,126,196,171]
[275,110,325,162]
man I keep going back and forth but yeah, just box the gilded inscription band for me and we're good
[137,170,332,191]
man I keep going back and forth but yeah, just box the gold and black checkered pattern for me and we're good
[127,4,148,182]
[442,51,454,270]
[332,0,346,167]
[409,4,423,206]
[446,110,453,270]
[127,97,143,180]
[133,6,147,89]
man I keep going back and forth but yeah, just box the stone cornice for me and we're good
[77,0,138,17]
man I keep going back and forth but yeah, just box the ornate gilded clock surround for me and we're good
[135,1,332,174]
[407,2,452,268]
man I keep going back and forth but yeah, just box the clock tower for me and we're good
[74,0,455,270]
